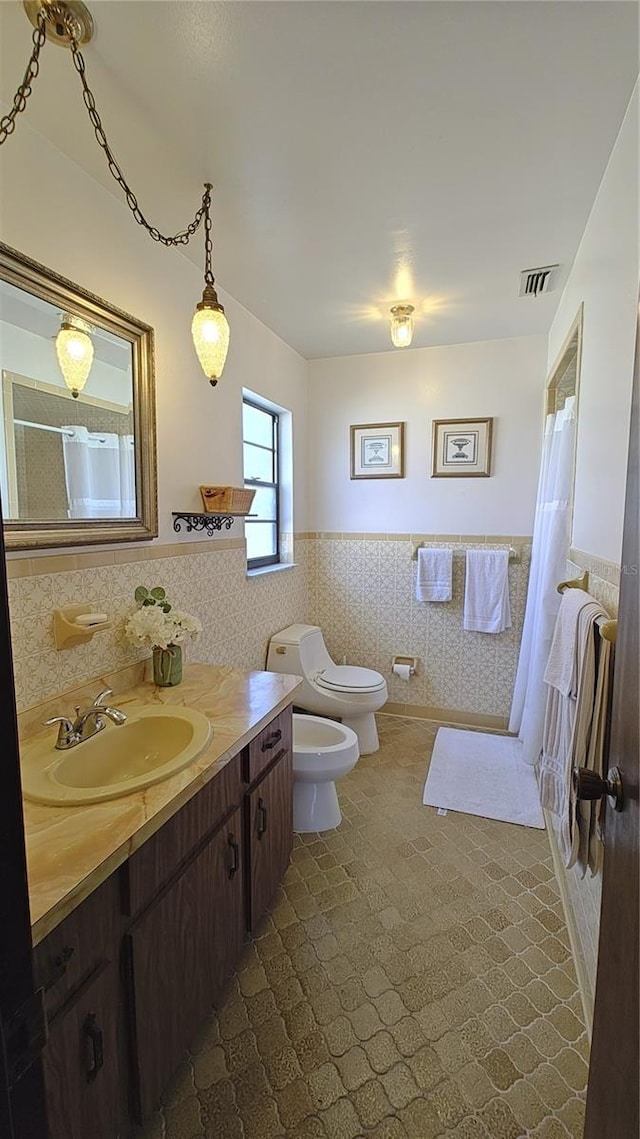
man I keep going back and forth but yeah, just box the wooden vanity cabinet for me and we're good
[34,875,127,1139]
[34,705,294,1139]
[245,748,293,932]
[125,805,244,1120]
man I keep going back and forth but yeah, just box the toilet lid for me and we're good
[315,665,386,694]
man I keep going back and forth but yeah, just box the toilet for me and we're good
[266,624,388,754]
[292,713,359,832]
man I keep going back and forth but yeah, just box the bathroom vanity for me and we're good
[20,664,300,1139]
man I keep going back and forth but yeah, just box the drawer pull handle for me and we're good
[83,1012,104,1082]
[261,729,282,752]
[257,798,268,839]
[228,834,240,878]
[45,944,75,989]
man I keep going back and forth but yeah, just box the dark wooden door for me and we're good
[245,749,293,933]
[584,307,639,1138]
[42,962,123,1139]
[0,514,49,1138]
[125,806,244,1121]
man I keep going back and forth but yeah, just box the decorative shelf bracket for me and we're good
[172,511,251,536]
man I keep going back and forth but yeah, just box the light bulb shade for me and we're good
[55,316,94,397]
[192,285,230,386]
[390,304,415,349]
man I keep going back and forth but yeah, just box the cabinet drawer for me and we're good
[123,753,242,916]
[244,706,292,784]
[34,874,122,1023]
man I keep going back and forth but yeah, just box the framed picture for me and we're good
[350,422,405,479]
[432,417,493,477]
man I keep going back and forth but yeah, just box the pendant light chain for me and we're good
[0,14,47,146]
[68,34,210,248]
[1,6,213,253]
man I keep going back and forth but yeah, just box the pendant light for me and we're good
[191,184,230,386]
[390,304,415,348]
[55,313,94,398]
[2,3,230,390]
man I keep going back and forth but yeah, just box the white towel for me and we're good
[463,549,512,634]
[416,548,452,602]
[543,587,595,697]
[539,592,608,870]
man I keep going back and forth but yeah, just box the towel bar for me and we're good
[555,572,617,643]
[412,542,521,563]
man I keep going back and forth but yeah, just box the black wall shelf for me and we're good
[172,511,255,536]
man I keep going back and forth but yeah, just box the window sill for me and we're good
[246,562,298,579]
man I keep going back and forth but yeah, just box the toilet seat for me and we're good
[315,665,385,694]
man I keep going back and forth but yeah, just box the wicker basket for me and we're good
[199,485,256,514]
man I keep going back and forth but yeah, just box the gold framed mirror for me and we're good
[0,243,157,550]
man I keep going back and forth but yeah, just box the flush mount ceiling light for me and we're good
[2,1,229,387]
[55,313,94,397]
[390,304,415,349]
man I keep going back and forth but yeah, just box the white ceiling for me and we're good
[1,2,638,358]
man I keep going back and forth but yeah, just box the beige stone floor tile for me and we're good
[138,715,589,1139]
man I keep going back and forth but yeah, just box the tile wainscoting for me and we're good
[546,549,621,1037]
[305,533,532,728]
[6,538,310,713]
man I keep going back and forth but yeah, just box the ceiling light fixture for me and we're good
[390,304,415,349]
[1,1,229,387]
[55,313,94,397]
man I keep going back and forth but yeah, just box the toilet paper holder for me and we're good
[392,655,418,677]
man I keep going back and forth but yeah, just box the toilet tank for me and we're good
[266,624,333,677]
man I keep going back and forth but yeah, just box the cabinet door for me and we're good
[125,807,243,1121]
[246,749,293,932]
[42,961,124,1139]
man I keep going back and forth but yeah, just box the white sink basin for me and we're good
[21,705,212,805]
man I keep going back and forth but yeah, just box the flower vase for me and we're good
[153,644,183,687]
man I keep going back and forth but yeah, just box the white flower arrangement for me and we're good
[124,586,202,650]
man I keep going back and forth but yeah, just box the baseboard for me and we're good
[381,702,508,732]
[544,809,594,1041]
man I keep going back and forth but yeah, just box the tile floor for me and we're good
[139,715,589,1139]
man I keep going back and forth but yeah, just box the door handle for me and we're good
[257,798,268,839]
[228,833,240,878]
[572,766,624,812]
[261,729,282,753]
[83,1012,104,1082]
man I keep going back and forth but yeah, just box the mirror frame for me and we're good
[0,242,157,550]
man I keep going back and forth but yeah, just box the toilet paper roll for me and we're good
[392,662,412,681]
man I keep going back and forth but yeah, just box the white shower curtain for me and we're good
[62,426,136,519]
[509,396,576,765]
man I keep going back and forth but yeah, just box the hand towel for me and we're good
[463,549,511,633]
[416,547,453,602]
[543,587,597,697]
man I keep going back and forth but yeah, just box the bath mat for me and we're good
[423,727,545,829]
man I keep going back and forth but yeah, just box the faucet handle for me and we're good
[91,689,113,708]
[44,716,75,748]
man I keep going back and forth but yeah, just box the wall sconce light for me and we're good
[2,1,230,388]
[55,313,94,398]
[390,304,415,348]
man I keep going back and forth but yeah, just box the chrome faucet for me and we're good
[45,689,127,750]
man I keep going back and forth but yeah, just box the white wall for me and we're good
[549,84,639,565]
[0,120,309,547]
[308,334,548,535]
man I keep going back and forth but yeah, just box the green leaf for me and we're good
[134,586,149,604]
[142,598,154,606]
[162,603,172,613]
[150,587,166,601]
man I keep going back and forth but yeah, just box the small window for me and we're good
[243,398,279,568]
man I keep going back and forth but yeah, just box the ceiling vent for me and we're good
[519,264,560,298]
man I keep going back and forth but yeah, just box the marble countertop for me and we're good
[21,664,302,946]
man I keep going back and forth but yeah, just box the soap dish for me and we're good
[53,605,111,650]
